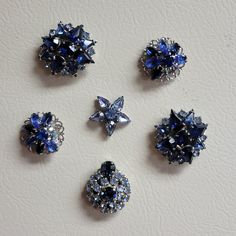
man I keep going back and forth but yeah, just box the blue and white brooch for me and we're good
[20,112,64,155]
[89,96,131,136]
[86,161,131,214]
[39,22,96,76]
[155,110,207,164]
[141,37,187,81]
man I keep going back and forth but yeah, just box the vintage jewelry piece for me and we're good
[140,37,187,81]
[89,96,131,136]
[86,161,131,214]
[155,109,207,164]
[20,112,64,155]
[39,21,96,76]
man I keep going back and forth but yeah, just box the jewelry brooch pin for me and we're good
[20,112,64,155]
[155,109,207,164]
[86,161,131,214]
[141,37,187,81]
[39,22,96,76]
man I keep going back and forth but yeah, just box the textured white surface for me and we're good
[0,0,236,235]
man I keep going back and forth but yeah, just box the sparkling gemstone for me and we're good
[175,54,186,66]
[36,142,45,154]
[97,96,110,109]
[151,67,163,80]
[101,161,116,176]
[111,96,124,111]
[118,112,130,123]
[36,130,48,141]
[146,47,157,56]
[50,56,65,73]
[159,40,169,55]
[31,113,41,129]
[145,57,160,69]
[89,111,104,122]
[45,141,58,153]
[102,187,117,200]
[105,121,116,136]
[41,112,52,125]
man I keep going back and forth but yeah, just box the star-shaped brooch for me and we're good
[89,96,131,136]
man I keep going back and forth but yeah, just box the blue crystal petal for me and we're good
[145,57,160,69]
[184,111,194,125]
[36,130,48,141]
[159,40,169,55]
[45,141,58,153]
[118,113,130,123]
[111,96,124,112]
[89,111,105,122]
[175,54,186,66]
[30,113,41,128]
[97,96,110,109]
[105,121,116,136]
[41,112,52,126]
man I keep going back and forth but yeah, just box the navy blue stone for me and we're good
[171,43,180,54]
[103,187,117,200]
[101,161,116,176]
[50,56,65,73]
[145,57,160,69]
[151,67,162,80]
[41,112,52,126]
[163,56,174,67]
[146,47,157,56]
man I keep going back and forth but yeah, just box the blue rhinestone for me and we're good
[105,108,117,120]
[77,54,91,65]
[111,97,124,112]
[146,47,157,56]
[163,56,174,67]
[184,112,194,125]
[36,142,45,154]
[103,187,117,200]
[101,161,116,176]
[151,67,162,80]
[45,141,58,153]
[97,96,110,109]
[175,55,186,66]
[159,40,169,55]
[36,130,48,141]
[171,43,180,54]
[41,112,52,126]
[145,57,160,69]
[31,113,41,129]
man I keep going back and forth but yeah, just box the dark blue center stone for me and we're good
[102,187,117,200]
[101,161,116,177]
[104,108,118,121]
[36,130,48,141]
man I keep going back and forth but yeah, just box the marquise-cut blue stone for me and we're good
[36,130,48,141]
[159,40,169,55]
[118,113,130,123]
[31,113,41,129]
[105,122,116,136]
[111,97,124,111]
[41,112,52,126]
[89,111,104,122]
[145,57,160,69]
[97,96,110,109]
[45,141,58,153]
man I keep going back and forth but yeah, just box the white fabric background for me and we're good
[0,0,236,235]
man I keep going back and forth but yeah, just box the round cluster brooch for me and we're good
[86,161,131,214]
[141,37,187,81]
[20,112,64,155]
[39,22,96,76]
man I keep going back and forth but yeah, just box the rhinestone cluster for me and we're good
[20,112,64,155]
[39,22,96,76]
[141,37,187,81]
[86,161,131,214]
[89,96,131,136]
[155,110,207,164]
